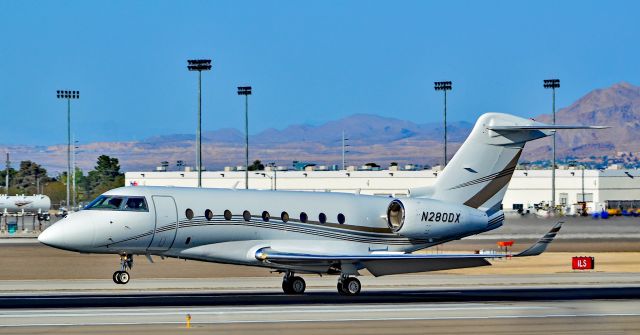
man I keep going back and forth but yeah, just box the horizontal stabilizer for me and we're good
[515,221,563,257]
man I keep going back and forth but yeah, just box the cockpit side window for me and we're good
[123,197,148,211]
[86,195,148,212]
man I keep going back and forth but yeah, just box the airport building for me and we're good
[125,165,640,215]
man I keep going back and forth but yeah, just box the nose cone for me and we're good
[38,222,67,248]
[38,213,95,251]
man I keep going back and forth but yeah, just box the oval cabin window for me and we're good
[224,210,232,221]
[262,211,270,222]
[243,210,251,222]
[337,213,345,224]
[319,213,327,224]
[205,209,213,221]
[185,208,194,220]
[299,212,308,223]
[281,211,289,223]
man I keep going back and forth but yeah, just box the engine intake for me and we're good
[386,199,405,232]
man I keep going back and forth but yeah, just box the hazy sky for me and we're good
[1,1,638,145]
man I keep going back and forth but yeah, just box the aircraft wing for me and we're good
[255,221,563,276]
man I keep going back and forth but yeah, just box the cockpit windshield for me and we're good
[85,195,148,212]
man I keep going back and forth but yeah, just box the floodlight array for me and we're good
[434,81,452,91]
[56,90,80,99]
[237,86,252,95]
[187,59,212,71]
[544,79,560,89]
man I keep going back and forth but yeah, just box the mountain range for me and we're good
[2,82,639,174]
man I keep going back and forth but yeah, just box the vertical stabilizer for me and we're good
[428,113,551,217]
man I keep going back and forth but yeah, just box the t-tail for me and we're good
[411,112,606,229]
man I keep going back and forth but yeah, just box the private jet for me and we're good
[38,113,604,295]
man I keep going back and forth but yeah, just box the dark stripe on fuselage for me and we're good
[101,215,429,247]
[464,150,522,209]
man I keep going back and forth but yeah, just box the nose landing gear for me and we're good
[113,254,133,285]
[281,271,306,294]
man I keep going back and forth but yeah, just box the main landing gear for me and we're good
[113,254,133,285]
[281,271,306,294]
[280,271,362,296]
[337,274,361,296]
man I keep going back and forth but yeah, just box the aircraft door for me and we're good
[148,195,178,252]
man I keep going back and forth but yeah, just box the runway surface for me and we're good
[2,286,640,309]
[1,297,639,334]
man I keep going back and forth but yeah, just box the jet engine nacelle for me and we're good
[386,198,489,241]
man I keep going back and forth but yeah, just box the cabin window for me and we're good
[243,210,251,221]
[299,212,308,223]
[281,211,289,222]
[185,208,194,220]
[337,213,345,224]
[224,210,232,220]
[319,213,327,224]
[262,211,270,222]
[205,209,213,221]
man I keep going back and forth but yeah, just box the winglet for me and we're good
[515,221,563,257]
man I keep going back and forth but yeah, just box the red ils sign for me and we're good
[572,256,595,270]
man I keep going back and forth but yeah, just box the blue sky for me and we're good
[0,1,638,145]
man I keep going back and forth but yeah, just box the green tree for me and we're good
[43,181,67,206]
[0,167,17,193]
[1,161,49,194]
[248,160,264,171]
[85,155,124,199]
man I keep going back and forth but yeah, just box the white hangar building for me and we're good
[125,166,640,215]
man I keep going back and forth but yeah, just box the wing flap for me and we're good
[363,258,491,276]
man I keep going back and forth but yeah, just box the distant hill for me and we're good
[1,82,639,174]
[525,81,640,160]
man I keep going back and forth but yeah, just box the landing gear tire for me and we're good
[281,273,305,294]
[118,271,130,284]
[113,271,121,284]
[338,277,361,296]
[289,276,306,294]
[337,282,347,295]
[282,280,293,293]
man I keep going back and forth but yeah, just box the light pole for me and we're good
[434,81,452,166]
[269,162,277,190]
[237,86,252,189]
[187,59,212,188]
[72,139,79,209]
[4,153,9,194]
[56,90,79,210]
[342,131,350,170]
[544,79,560,211]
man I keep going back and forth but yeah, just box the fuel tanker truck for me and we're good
[0,194,51,220]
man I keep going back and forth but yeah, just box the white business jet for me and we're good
[38,113,604,295]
